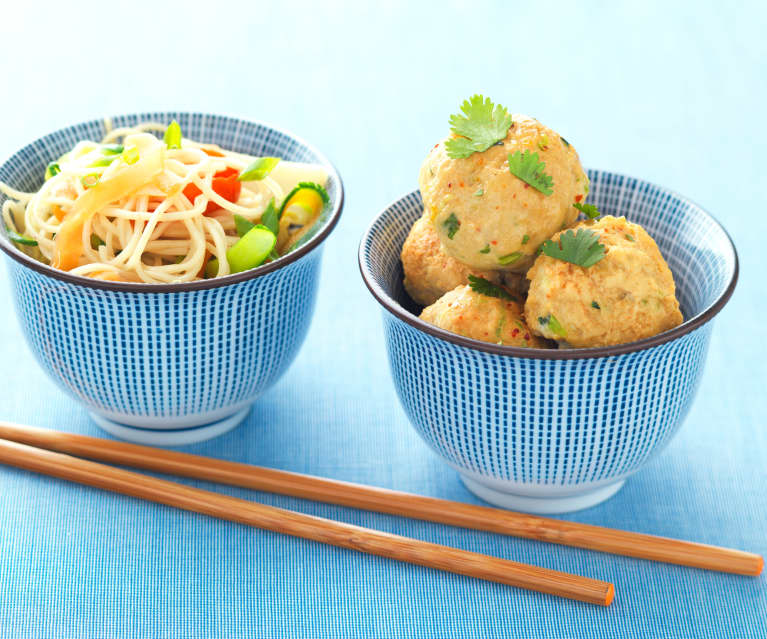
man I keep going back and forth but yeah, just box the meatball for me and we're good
[420,285,550,348]
[525,216,683,348]
[401,214,502,307]
[419,114,588,272]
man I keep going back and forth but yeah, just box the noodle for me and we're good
[0,121,324,284]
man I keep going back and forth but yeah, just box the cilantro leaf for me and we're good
[443,213,460,239]
[573,202,601,219]
[507,150,554,195]
[540,228,606,268]
[479,244,490,254]
[468,275,512,301]
[445,95,513,159]
[260,198,279,235]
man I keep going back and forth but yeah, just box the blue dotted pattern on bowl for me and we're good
[0,113,340,428]
[360,171,735,507]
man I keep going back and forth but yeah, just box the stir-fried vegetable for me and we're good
[6,229,38,246]
[164,120,182,149]
[226,226,277,273]
[238,157,280,182]
[183,167,242,214]
[234,214,255,237]
[44,162,61,180]
[278,182,328,225]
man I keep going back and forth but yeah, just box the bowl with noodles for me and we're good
[0,112,343,445]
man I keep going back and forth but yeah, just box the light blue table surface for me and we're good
[0,2,764,637]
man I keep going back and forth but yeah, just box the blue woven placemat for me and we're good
[0,2,764,637]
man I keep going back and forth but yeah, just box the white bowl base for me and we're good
[460,475,626,514]
[89,406,251,446]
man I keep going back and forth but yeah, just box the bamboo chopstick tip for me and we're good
[752,555,764,577]
[604,583,615,607]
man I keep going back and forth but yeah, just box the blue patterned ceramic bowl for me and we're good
[359,171,737,513]
[0,113,343,445]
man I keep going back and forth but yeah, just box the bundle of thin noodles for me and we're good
[0,121,329,283]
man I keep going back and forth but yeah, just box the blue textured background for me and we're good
[0,1,764,637]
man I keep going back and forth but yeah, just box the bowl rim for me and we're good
[0,111,344,293]
[358,172,739,361]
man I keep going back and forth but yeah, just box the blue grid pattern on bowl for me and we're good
[6,251,320,423]
[0,113,341,427]
[360,171,736,500]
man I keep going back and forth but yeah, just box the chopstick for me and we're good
[0,437,613,606]
[0,422,761,576]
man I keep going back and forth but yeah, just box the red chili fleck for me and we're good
[433,143,439,149]
[512,328,520,337]
[447,183,452,188]
[491,240,498,245]
[459,181,465,187]
[575,194,583,202]
[523,184,529,189]
[524,333,530,340]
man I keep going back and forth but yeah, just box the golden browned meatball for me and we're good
[525,216,683,348]
[401,214,502,307]
[419,114,588,272]
[420,284,550,348]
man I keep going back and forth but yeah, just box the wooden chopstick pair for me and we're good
[0,422,761,607]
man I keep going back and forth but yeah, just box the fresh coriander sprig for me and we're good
[540,228,606,267]
[443,213,460,239]
[507,150,554,195]
[573,202,601,219]
[468,275,513,301]
[445,95,513,159]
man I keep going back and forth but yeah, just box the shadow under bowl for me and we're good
[0,112,344,445]
[359,170,737,513]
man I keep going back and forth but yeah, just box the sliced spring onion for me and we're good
[102,144,124,155]
[6,228,38,246]
[238,157,280,182]
[234,214,256,237]
[498,252,522,265]
[259,198,279,235]
[164,120,182,149]
[548,314,567,337]
[90,234,105,249]
[278,182,329,226]
[122,146,140,165]
[89,157,116,168]
[45,162,60,180]
[226,226,277,273]
[81,174,100,189]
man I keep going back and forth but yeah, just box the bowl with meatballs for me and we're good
[359,96,738,513]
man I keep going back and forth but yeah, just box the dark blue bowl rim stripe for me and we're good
[0,112,344,294]
[358,176,739,361]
